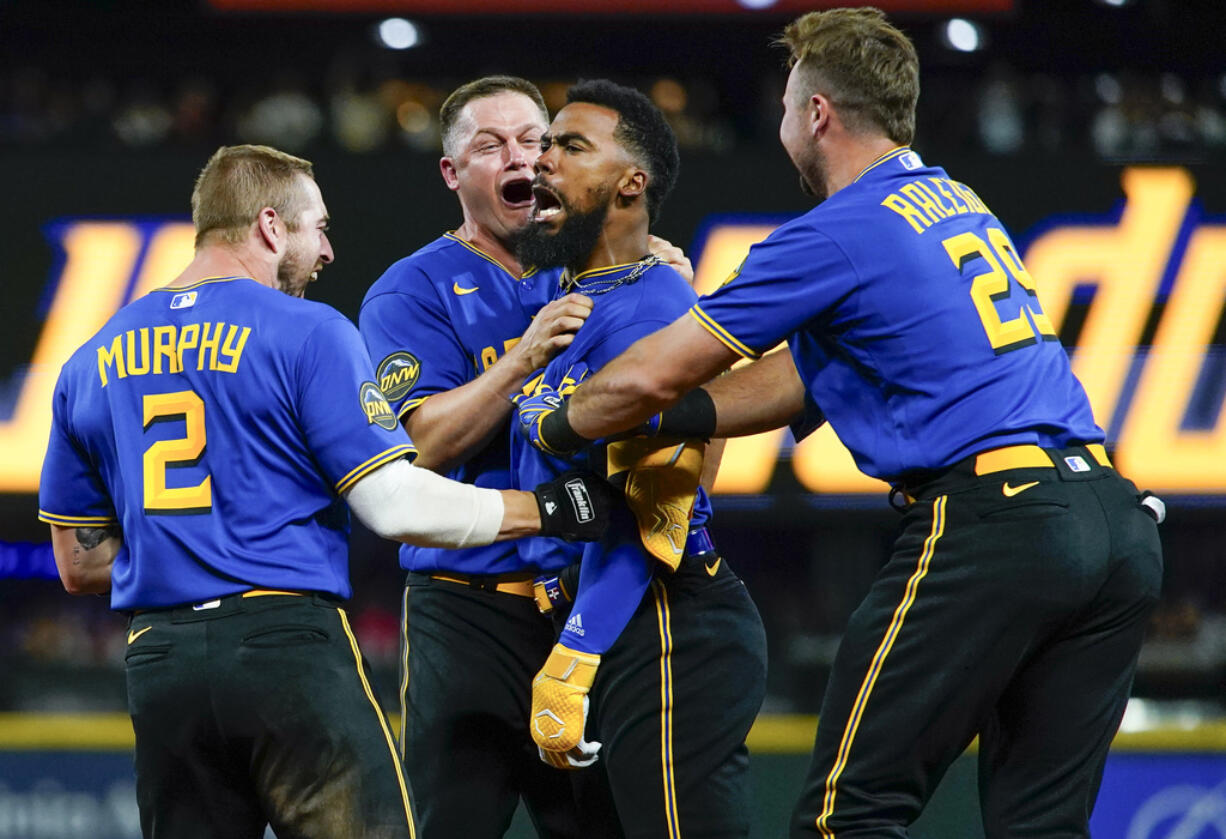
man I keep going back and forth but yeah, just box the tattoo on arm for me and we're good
[75,525,119,552]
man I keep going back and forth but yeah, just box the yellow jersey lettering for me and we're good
[152,325,181,375]
[915,180,956,216]
[955,181,990,215]
[97,335,127,387]
[881,194,931,234]
[931,178,969,214]
[899,183,947,223]
[177,323,200,370]
[479,345,499,371]
[126,328,151,376]
[198,322,223,371]
[216,325,251,373]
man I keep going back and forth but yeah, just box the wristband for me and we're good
[539,401,593,455]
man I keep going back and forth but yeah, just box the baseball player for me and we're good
[38,144,611,839]
[359,76,689,838]
[512,79,767,838]
[524,10,1165,838]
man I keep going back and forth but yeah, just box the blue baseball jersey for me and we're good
[359,234,558,575]
[39,277,416,610]
[513,259,714,575]
[691,148,1102,480]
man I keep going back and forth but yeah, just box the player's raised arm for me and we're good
[390,292,593,472]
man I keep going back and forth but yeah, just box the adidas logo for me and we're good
[564,613,586,637]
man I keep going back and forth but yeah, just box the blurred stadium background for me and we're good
[1,0,1224,835]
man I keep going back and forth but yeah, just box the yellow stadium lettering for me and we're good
[216,325,251,373]
[96,335,127,387]
[198,321,224,371]
[1117,224,1226,492]
[881,194,931,234]
[0,219,193,492]
[1027,168,1191,431]
[153,325,181,375]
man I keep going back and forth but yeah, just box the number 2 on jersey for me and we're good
[143,390,212,515]
[943,227,1057,354]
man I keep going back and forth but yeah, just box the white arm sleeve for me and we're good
[345,457,506,549]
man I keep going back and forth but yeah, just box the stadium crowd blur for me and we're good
[2,62,1225,160]
[2,0,1224,717]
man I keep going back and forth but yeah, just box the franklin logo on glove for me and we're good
[564,479,594,524]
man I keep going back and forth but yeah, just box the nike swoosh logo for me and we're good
[452,282,479,295]
[1002,480,1040,497]
[128,626,152,645]
[704,558,721,577]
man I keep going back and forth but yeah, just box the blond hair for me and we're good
[439,76,548,157]
[191,145,315,247]
[779,7,919,145]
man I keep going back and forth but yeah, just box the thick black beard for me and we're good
[512,194,612,272]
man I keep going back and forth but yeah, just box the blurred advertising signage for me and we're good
[1090,753,1226,838]
[2,167,1223,495]
[208,0,1012,12]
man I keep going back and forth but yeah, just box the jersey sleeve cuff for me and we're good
[334,444,418,495]
[396,395,430,420]
[38,510,118,527]
[688,305,762,360]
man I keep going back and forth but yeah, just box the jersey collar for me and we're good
[444,232,538,279]
[852,146,912,183]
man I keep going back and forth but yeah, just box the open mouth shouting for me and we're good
[501,176,534,210]
[531,181,564,224]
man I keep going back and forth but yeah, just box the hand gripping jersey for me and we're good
[359,234,559,576]
[39,277,415,610]
[690,148,1103,480]
[512,259,714,649]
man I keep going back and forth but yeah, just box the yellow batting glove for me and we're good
[531,643,602,769]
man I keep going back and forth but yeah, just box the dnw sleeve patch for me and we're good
[359,381,399,430]
[375,351,421,401]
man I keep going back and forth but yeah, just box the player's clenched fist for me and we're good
[511,293,594,373]
[531,643,602,769]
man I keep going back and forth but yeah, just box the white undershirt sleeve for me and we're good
[344,457,506,549]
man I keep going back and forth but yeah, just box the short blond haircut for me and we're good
[779,7,919,146]
[439,76,548,157]
[191,145,315,247]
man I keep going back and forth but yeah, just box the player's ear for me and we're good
[810,93,831,137]
[440,157,461,192]
[256,207,283,254]
[618,168,648,201]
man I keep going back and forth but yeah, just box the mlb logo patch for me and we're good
[1064,456,1091,473]
[899,151,923,170]
[170,291,198,309]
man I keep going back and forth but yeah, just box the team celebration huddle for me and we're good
[37,7,1162,839]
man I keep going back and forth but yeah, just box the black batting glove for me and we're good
[533,470,617,541]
